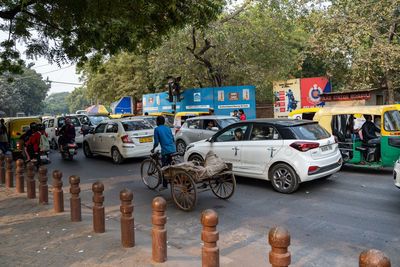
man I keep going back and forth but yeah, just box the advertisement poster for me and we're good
[243,89,249,100]
[273,79,301,118]
[143,97,146,107]
[156,95,160,105]
[218,90,224,101]
[229,92,239,101]
[194,92,201,102]
[300,77,331,108]
[148,97,154,105]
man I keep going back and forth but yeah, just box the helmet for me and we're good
[37,123,45,131]
[29,122,37,131]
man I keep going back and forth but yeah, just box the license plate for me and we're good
[321,145,331,152]
[69,149,75,153]
[140,137,153,143]
[40,155,48,160]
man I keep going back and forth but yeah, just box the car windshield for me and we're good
[290,123,330,140]
[217,118,239,129]
[143,117,173,128]
[89,116,109,125]
[122,120,153,131]
[59,117,81,127]
[383,110,400,131]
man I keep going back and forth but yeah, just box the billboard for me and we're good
[273,79,301,118]
[300,77,331,108]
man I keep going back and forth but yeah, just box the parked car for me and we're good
[175,115,239,154]
[83,119,154,164]
[134,115,175,136]
[76,114,111,135]
[43,116,83,148]
[184,119,342,193]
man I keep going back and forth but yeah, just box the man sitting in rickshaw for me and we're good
[361,115,381,144]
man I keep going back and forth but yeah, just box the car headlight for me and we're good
[186,144,195,151]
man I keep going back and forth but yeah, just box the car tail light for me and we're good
[334,136,338,143]
[80,128,83,134]
[308,166,320,174]
[68,143,75,147]
[121,135,134,144]
[175,128,180,134]
[55,129,59,136]
[338,158,342,165]
[290,141,320,152]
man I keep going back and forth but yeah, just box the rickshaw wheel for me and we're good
[170,170,197,211]
[141,158,161,190]
[209,173,236,199]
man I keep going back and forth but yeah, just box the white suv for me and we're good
[184,119,342,193]
[83,119,154,164]
[43,116,83,148]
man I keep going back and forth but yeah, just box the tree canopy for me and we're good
[42,91,70,115]
[66,87,90,113]
[0,0,224,75]
[0,65,49,116]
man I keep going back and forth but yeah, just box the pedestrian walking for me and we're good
[151,116,176,191]
[209,108,215,115]
[0,119,8,154]
[238,109,246,121]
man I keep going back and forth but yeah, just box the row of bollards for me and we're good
[0,154,392,266]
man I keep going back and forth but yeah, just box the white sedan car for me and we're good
[184,119,342,193]
[83,119,154,164]
[394,159,400,189]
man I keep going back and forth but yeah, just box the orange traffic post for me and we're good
[120,189,134,248]
[15,159,24,193]
[38,166,48,205]
[201,209,219,267]
[92,181,105,233]
[359,249,391,267]
[26,162,36,199]
[5,156,13,188]
[0,153,5,184]
[52,170,64,213]
[69,175,81,222]
[152,196,167,262]
[269,226,291,267]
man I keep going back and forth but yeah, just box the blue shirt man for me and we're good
[151,116,176,189]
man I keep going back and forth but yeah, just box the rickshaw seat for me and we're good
[355,146,368,152]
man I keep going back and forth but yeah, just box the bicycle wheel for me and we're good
[141,158,161,190]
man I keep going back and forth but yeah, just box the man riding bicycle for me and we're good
[151,116,176,191]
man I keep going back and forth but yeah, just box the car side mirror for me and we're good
[211,127,219,131]
[207,137,214,143]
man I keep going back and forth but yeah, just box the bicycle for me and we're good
[140,151,182,190]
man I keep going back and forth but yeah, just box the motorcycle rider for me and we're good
[20,122,37,143]
[58,118,76,152]
[24,124,41,161]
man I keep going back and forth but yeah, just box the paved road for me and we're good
[45,149,400,266]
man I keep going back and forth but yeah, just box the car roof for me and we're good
[186,115,236,120]
[242,118,317,127]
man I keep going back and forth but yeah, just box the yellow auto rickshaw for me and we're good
[4,117,41,159]
[174,111,210,129]
[149,112,175,125]
[313,105,400,167]
[288,107,322,120]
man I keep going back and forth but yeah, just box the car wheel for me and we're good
[112,147,124,164]
[270,163,300,194]
[188,153,204,164]
[176,140,186,154]
[83,142,93,158]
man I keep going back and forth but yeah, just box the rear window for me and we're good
[122,120,153,131]
[217,118,239,129]
[59,117,81,127]
[383,110,400,131]
[290,123,330,140]
[89,116,109,125]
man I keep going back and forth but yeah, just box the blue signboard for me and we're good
[142,85,256,119]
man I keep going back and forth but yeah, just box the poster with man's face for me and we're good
[243,89,249,100]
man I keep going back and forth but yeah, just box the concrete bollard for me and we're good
[152,196,167,263]
[269,226,291,267]
[92,181,105,233]
[201,209,219,267]
[120,189,134,248]
[69,175,81,222]
[15,159,24,193]
[52,170,64,213]
[359,249,391,267]
[0,153,5,184]
[26,162,36,199]
[38,166,48,205]
[5,156,13,187]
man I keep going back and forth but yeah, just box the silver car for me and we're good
[175,115,239,154]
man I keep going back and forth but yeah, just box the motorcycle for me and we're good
[60,139,78,160]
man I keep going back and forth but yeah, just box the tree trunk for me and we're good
[386,69,394,104]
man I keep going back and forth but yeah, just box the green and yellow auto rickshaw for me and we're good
[313,105,400,168]
[4,117,41,159]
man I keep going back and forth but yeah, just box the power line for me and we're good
[47,80,82,86]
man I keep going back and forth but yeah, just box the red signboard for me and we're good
[300,77,330,108]
[148,97,154,104]
[229,92,239,101]
[321,92,371,102]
